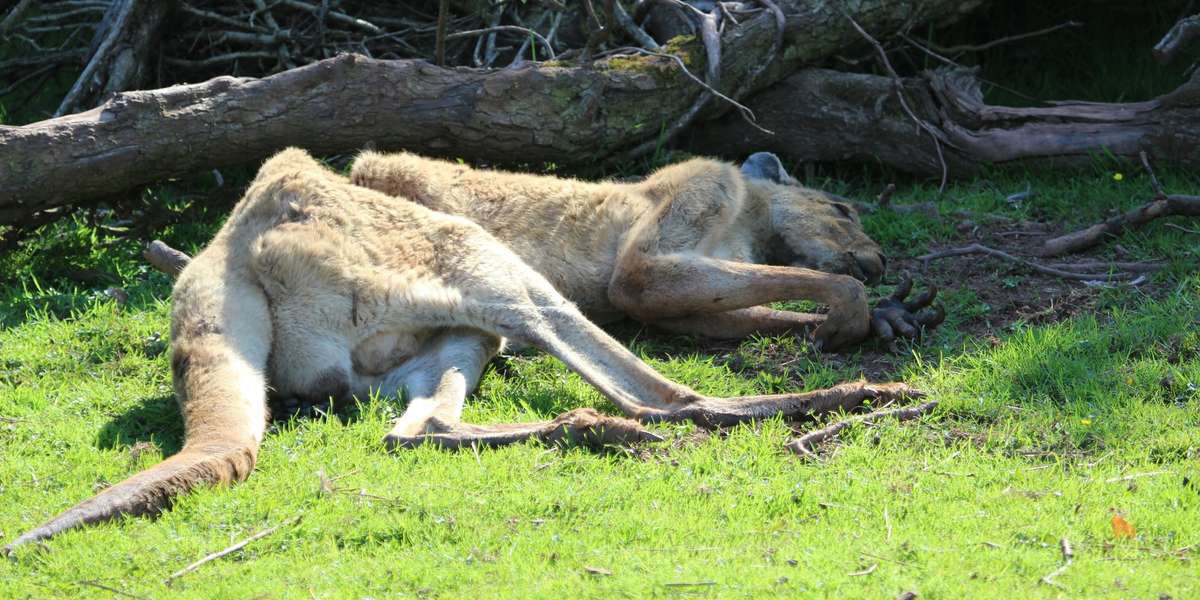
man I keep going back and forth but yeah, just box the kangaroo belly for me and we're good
[250,219,433,403]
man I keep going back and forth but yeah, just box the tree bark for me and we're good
[687,67,1200,178]
[54,0,175,116]
[0,0,986,225]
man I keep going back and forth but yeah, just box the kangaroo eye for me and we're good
[832,203,854,218]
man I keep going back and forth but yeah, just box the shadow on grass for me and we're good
[96,393,373,459]
[97,394,185,456]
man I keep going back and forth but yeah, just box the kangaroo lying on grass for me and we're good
[6,149,938,552]
[350,150,942,354]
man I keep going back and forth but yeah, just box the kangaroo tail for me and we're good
[3,440,257,552]
[5,247,272,555]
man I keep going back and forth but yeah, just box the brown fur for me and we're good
[350,151,885,344]
[5,149,920,552]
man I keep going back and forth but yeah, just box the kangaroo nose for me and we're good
[855,252,885,285]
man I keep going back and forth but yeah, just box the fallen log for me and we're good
[0,0,988,225]
[687,66,1200,177]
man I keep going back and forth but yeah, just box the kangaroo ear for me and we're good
[741,152,795,184]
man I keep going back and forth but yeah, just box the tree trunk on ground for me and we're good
[687,67,1200,177]
[0,0,986,225]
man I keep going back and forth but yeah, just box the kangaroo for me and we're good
[5,149,927,552]
[349,150,941,348]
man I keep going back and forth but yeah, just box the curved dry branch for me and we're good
[917,244,1149,281]
[1036,195,1200,257]
[788,401,938,457]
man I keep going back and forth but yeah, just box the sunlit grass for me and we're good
[2,165,1198,598]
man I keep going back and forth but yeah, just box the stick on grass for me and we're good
[165,515,302,585]
[788,401,938,457]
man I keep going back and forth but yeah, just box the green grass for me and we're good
[1,165,1199,598]
[3,3,1200,595]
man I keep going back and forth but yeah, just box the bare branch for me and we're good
[928,20,1083,55]
[613,47,767,134]
[1140,150,1166,199]
[179,3,269,32]
[1037,195,1200,256]
[918,243,1153,281]
[1153,14,1200,65]
[449,25,556,60]
[164,51,278,68]
[623,5,723,160]
[0,0,33,34]
[788,401,938,457]
[280,0,381,35]
[842,10,949,192]
[164,516,302,585]
[1040,537,1074,588]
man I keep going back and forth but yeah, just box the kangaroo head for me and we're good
[741,152,885,285]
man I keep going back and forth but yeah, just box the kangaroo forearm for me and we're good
[650,307,825,339]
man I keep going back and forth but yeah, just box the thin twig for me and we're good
[165,515,303,585]
[450,25,555,60]
[1105,470,1170,483]
[180,2,269,32]
[164,51,278,68]
[918,244,1145,281]
[1040,537,1073,588]
[614,47,766,133]
[0,48,87,71]
[508,12,549,66]
[1140,150,1166,199]
[842,10,949,192]
[77,580,151,600]
[473,3,502,67]
[848,563,878,576]
[788,401,938,457]
[25,6,107,25]
[1164,222,1200,235]
[251,0,292,70]
[0,62,57,97]
[621,6,722,161]
[899,33,1040,102]
[280,0,381,34]
[1047,260,1166,273]
[930,21,1083,55]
